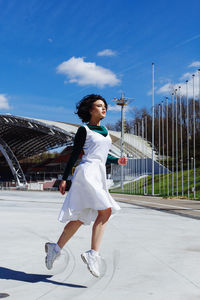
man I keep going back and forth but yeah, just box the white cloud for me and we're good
[56,57,120,88]
[108,105,121,111]
[175,34,200,48]
[156,83,175,95]
[97,49,117,57]
[179,72,192,80]
[147,90,152,96]
[0,94,10,110]
[188,61,200,68]
[48,38,53,43]
[108,104,130,112]
[147,86,159,96]
[156,70,200,98]
[19,57,32,65]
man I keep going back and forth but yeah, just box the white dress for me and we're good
[58,125,121,225]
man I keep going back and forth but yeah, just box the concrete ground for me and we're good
[1,191,200,300]
[112,193,200,220]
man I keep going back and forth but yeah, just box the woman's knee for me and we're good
[64,220,83,230]
[98,208,112,222]
[72,220,83,226]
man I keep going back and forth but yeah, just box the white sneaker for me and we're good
[81,250,100,278]
[45,242,60,270]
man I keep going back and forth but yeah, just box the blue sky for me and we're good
[0,0,199,125]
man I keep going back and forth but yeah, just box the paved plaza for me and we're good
[1,191,200,300]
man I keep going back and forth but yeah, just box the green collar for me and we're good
[86,124,108,136]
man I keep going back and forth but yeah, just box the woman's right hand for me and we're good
[118,156,128,165]
[59,180,66,195]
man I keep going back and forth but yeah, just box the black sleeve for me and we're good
[62,126,86,180]
[106,154,119,165]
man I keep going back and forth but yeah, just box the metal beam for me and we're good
[0,137,27,186]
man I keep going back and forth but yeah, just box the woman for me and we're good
[45,94,128,277]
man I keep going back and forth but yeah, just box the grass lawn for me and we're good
[110,167,200,200]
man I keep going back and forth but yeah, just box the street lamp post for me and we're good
[175,89,178,196]
[138,122,141,194]
[152,63,155,195]
[158,104,161,194]
[162,101,165,195]
[199,69,200,130]
[135,124,138,194]
[186,80,190,198]
[112,94,133,191]
[172,93,175,196]
[179,86,184,196]
[166,97,169,196]
[145,115,148,194]
[192,74,196,198]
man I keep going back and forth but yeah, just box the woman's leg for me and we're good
[57,220,83,249]
[91,208,112,252]
[45,220,83,270]
[80,209,111,277]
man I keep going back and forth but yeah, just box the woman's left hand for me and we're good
[118,156,128,165]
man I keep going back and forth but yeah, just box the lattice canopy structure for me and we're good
[0,115,75,185]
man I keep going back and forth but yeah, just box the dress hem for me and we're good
[58,206,120,225]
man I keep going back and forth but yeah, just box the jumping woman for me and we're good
[45,94,128,277]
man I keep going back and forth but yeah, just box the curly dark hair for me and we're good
[75,94,108,123]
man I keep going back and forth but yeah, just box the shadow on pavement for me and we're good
[0,267,87,288]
